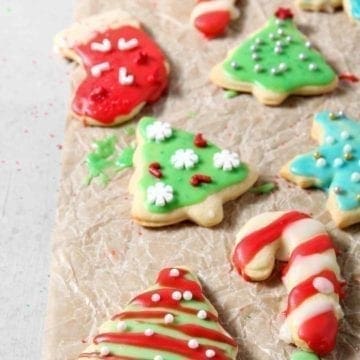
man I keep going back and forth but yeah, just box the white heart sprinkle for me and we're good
[118,37,139,51]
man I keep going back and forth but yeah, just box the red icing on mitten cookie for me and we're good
[190,0,240,39]
[54,10,169,126]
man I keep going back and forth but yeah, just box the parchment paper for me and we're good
[42,1,360,359]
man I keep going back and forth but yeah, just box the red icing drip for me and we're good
[232,211,310,276]
[194,133,208,147]
[149,162,162,178]
[72,26,168,125]
[286,270,344,315]
[94,333,231,360]
[339,73,359,83]
[298,311,338,356]
[168,324,238,347]
[281,235,335,276]
[191,174,212,186]
[275,8,294,20]
[194,11,231,38]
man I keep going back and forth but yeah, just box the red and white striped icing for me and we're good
[79,267,238,359]
[190,0,240,38]
[231,211,345,356]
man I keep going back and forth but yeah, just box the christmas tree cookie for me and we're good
[129,117,258,227]
[210,8,338,105]
[54,9,169,126]
[78,267,238,359]
[296,0,342,12]
[281,111,360,228]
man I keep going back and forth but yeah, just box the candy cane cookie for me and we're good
[190,0,240,38]
[232,211,345,356]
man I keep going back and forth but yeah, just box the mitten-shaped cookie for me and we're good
[54,9,169,126]
[78,267,238,359]
[232,211,344,356]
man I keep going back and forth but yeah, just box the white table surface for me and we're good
[0,1,73,358]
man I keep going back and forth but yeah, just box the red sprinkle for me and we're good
[194,133,207,147]
[134,51,148,65]
[339,73,359,83]
[275,8,294,20]
[191,174,212,186]
[149,162,162,178]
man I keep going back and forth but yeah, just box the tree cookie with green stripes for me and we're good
[129,117,258,227]
[78,267,238,359]
[210,8,338,106]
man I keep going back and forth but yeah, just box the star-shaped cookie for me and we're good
[281,111,360,228]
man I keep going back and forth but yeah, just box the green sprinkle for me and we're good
[290,351,319,360]
[187,111,198,118]
[223,89,239,99]
[250,182,277,194]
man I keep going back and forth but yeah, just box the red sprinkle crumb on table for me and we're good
[149,162,162,178]
[194,133,207,147]
[339,73,359,83]
[191,174,212,186]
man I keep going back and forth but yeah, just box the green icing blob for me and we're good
[86,135,134,185]
[250,182,277,194]
[138,117,250,214]
[224,89,239,99]
[222,17,337,93]
[290,350,320,360]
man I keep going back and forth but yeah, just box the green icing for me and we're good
[89,269,237,359]
[224,89,239,99]
[222,16,337,93]
[100,320,229,351]
[137,117,250,214]
[290,350,320,360]
[250,182,277,194]
[85,135,134,185]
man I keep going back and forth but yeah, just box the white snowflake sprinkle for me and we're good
[147,182,174,207]
[146,121,173,142]
[213,150,241,171]
[171,149,199,169]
